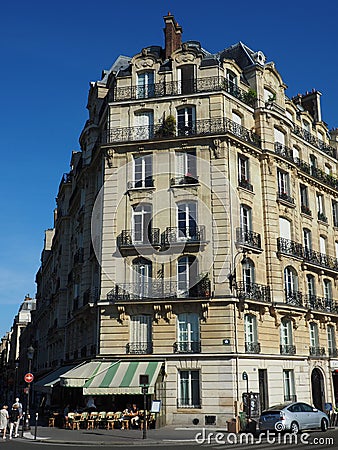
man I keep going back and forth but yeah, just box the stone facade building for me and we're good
[18,13,338,426]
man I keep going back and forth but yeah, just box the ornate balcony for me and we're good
[329,348,338,357]
[126,342,153,355]
[107,276,211,302]
[113,76,257,108]
[101,117,261,148]
[170,175,199,186]
[277,237,303,259]
[304,295,338,313]
[116,229,161,249]
[292,123,336,159]
[318,212,328,223]
[173,341,201,353]
[127,178,154,189]
[309,346,326,357]
[161,226,205,247]
[236,227,262,250]
[236,282,271,303]
[280,344,296,355]
[285,290,303,307]
[245,342,261,353]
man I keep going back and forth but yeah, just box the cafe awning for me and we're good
[83,360,163,395]
[59,361,107,388]
[34,365,75,393]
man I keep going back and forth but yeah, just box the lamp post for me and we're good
[24,346,34,431]
[228,249,248,291]
[13,359,19,401]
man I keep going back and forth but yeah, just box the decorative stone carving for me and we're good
[175,53,195,63]
[117,305,126,323]
[135,58,154,69]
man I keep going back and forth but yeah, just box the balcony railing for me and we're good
[117,229,161,248]
[113,76,257,107]
[173,341,201,353]
[161,226,205,246]
[127,178,154,189]
[318,212,328,223]
[277,237,338,272]
[236,227,261,249]
[285,290,303,307]
[177,398,201,409]
[245,342,261,353]
[236,282,271,302]
[275,142,338,189]
[107,276,211,302]
[101,117,261,148]
[309,346,326,357]
[126,342,153,354]
[329,348,338,357]
[304,295,338,313]
[170,175,199,186]
[277,191,295,204]
[280,344,296,355]
[238,178,253,191]
[292,123,336,159]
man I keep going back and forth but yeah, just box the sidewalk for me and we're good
[20,425,204,446]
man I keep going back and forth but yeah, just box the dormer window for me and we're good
[177,65,195,95]
[137,71,155,99]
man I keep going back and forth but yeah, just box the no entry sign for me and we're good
[24,373,34,383]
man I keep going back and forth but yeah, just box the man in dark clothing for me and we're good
[9,405,20,439]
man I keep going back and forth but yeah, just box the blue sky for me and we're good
[1,0,337,338]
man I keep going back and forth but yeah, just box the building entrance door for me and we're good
[311,368,325,410]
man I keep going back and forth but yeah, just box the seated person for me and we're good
[130,404,140,428]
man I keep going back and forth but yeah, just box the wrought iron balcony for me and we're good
[285,290,303,307]
[236,282,271,302]
[277,191,295,204]
[126,342,153,355]
[329,348,338,357]
[245,342,261,353]
[280,344,296,355]
[173,341,201,353]
[309,346,326,357]
[304,295,338,313]
[73,247,84,265]
[116,229,160,248]
[170,175,199,186]
[107,276,211,302]
[113,76,257,107]
[101,117,261,148]
[236,227,261,250]
[292,123,336,159]
[127,178,154,189]
[161,226,205,246]
[238,178,253,191]
[318,212,328,223]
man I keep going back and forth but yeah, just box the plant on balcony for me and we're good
[242,88,257,106]
[318,212,328,222]
[155,114,176,137]
[301,204,312,216]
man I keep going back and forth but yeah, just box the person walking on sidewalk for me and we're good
[8,404,20,439]
[0,405,9,440]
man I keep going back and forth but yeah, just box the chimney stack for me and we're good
[163,12,182,59]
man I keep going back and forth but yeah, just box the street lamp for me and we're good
[24,346,34,431]
[228,249,248,291]
[13,359,19,400]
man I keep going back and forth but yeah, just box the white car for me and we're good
[259,401,329,433]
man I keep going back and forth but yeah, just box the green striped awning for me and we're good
[83,361,162,395]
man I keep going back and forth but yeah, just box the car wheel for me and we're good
[290,421,299,434]
[321,419,328,432]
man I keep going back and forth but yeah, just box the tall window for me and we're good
[279,217,291,240]
[240,205,252,233]
[283,369,296,402]
[300,184,310,214]
[307,274,316,299]
[277,169,291,199]
[280,319,294,354]
[317,193,326,221]
[242,258,255,288]
[244,314,259,353]
[309,322,319,349]
[284,266,298,300]
[132,204,152,244]
[232,111,242,136]
[328,325,336,356]
[177,107,195,136]
[129,315,152,354]
[134,111,154,139]
[332,200,338,227]
[137,71,155,99]
[274,128,285,145]
[178,370,200,408]
[303,228,312,254]
[176,313,200,352]
[177,202,197,240]
[319,236,327,255]
[175,150,197,183]
[133,154,153,188]
[238,155,251,190]
[323,279,332,301]
[177,255,197,298]
[132,258,152,298]
[177,65,195,95]
[227,69,238,94]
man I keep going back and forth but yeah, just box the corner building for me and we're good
[35,14,338,426]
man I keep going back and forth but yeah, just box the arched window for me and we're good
[242,258,255,288]
[177,255,198,298]
[177,106,196,136]
[132,257,152,298]
[284,266,298,303]
[240,204,252,233]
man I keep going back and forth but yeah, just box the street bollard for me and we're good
[34,412,38,440]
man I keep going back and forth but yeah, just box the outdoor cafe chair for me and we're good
[87,411,98,429]
[96,411,107,429]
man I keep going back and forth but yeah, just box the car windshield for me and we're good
[263,402,292,412]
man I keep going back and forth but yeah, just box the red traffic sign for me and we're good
[24,373,34,383]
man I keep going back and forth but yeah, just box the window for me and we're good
[284,266,298,301]
[137,71,155,99]
[238,155,252,190]
[134,111,154,139]
[177,202,197,240]
[332,201,338,227]
[178,370,200,408]
[264,88,275,103]
[274,128,285,145]
[174,150,197,183]
[323,279,332,301]
[132,204,152,244]
[244,314,259,353]
[240,205,252,233]
[277,169,291,202]
[232,111,242,137]
[129,315,152,354]
[307,274,316,299]
[300,184,310,214]
[328,325,336,356]
[242,258,255,288]
[310,154,317,172]
[303,228,312,253]
[280,319,295,354]
[319,236,327,255]
[335,241,338,259]
[177,65,195,95]
[177,107,195,136]
[227,70,238,94]
[293,147,300,161]
[132,154,153,188]
[316,193,324,214]
[303,120,311,133]
[283,369,296,402]
[177,255,198,298]
[309,322,319,348]
[279,217,291,240]
[132,257,152,298]
[176,313,200,352]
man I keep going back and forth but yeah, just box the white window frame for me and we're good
[309,322,319,348]
[244,314,257,345]
[328,325,336,355]
[178,370,201,408]
[133,154,153,188]
[177,313,200,352]
[283,369,295,401]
